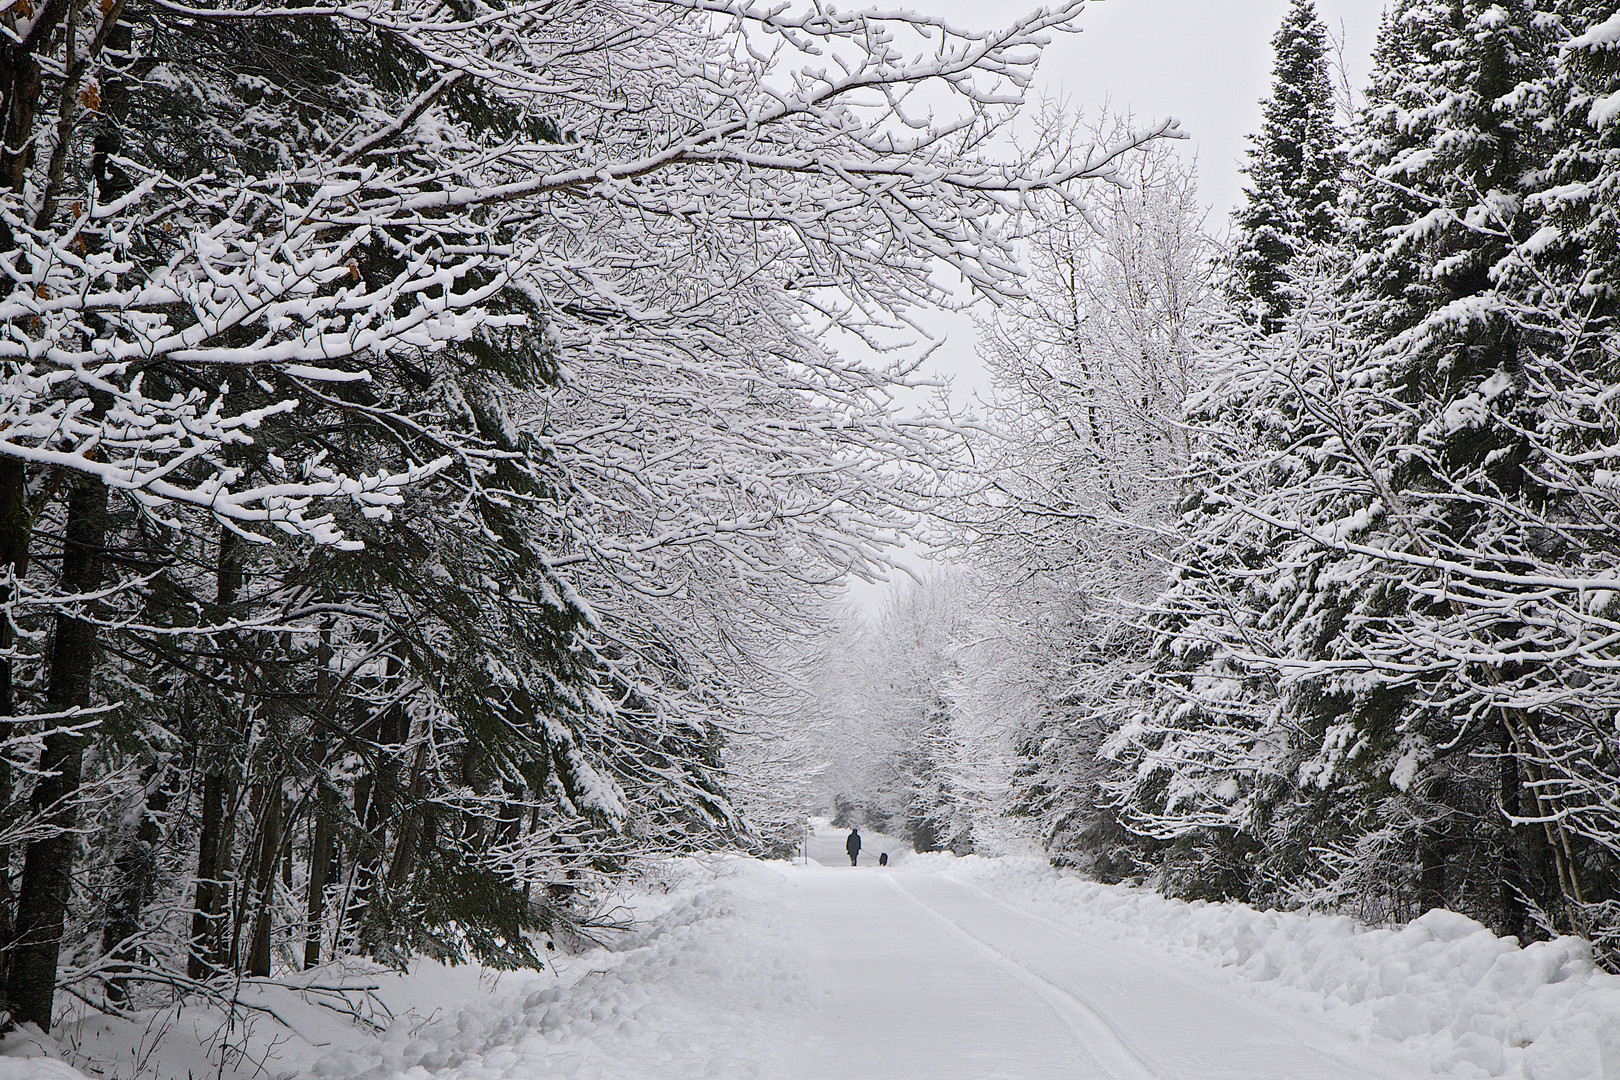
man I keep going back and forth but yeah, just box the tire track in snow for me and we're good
[933,873,1414,1080]
[880,872,1160,1080]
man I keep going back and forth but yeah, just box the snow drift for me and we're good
[1,858,805,1080]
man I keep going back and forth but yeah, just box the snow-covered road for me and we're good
[786,828,1430,1080]
[37,830,1554,1080]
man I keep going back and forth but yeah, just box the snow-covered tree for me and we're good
[1226,0,1345,332]
[1113,1,1620,942]
[0,0,1168,1034]
[795,576,980,853]
[971,126,1211,576]
[954,129,1213,877]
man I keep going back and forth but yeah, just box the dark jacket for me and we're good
[846,831,862,856]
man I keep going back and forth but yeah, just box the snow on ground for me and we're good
[915,852,1620,1080]
[796,843,1433,1080]
[4,857,807,1080]
[9,836,1620,1080]
[0,1061,90,1080]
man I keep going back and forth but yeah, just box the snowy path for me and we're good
[783,833,1433,1079]
[37,839,1477,1080]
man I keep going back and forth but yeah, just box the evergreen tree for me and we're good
[1117,0,1620,939]
[1228,0,1344,332]
[1333,0,1565,933]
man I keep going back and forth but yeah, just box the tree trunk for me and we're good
[100,764,172,1002]
[342,662,404,950]
[0,456,31,1016]
[6,474,108,1031]
[0,457,31,718]
[303,777,339,969]
[0,0,70,194]
[246,783,281,977]
[384,741,428,893]
[281,797,293,894]
[304,627,337,969]
[1498,727,1528,942]
[227,779,266,973]
[1417,829,1447,914]
[187,527,246,979]
[0,0,131,1013]
[187,769,232,980]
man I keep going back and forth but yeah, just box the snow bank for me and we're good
[910,853,1620,1080]
[26,857,805,1080]
[308,857,806,1080]
[0,1060,93,1080]
[0,1022,93,1079]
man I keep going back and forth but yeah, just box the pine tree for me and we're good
[1228,0,1344,332]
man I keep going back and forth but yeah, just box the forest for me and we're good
[0,0,1165,1035]
[3,0,1620,1049]
[808,0,1620,964]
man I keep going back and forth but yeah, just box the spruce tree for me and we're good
[1336,0,1565,931]
[1228,0,1344,332]
[1123,0,1584,930]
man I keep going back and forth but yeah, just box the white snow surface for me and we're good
[911,852,1620,1080]
[0,1060,90,1080]
[11,829,1620,1080]
[20,858,808,1080]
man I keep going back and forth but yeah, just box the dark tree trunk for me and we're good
[0,457,31,719]
[0,0,69,194]
[187,770,231,980]
[496,782,524,847]
[228,780,267,973]
[1415,770,1450,915]
[304,627,337,969]
[6,474,108,1031]
[1498,727,1528,942]
[214,527,244,621]
[384,742,428,892]
[304,777,338,969]
[187,528,245,979]
[100,765,173,1002]
[246,784,281,977]
[343,666,404,949]
[281,798,293,893]
[342,786,388,947]
[0,457,31,1014]
[0,0,130,1021]
[1417,830,1447,914]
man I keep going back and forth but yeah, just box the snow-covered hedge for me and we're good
[907,853,1620,1080]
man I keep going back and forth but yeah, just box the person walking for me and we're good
[846,827,862,866]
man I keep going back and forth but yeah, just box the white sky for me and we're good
[838,0,1390,607]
